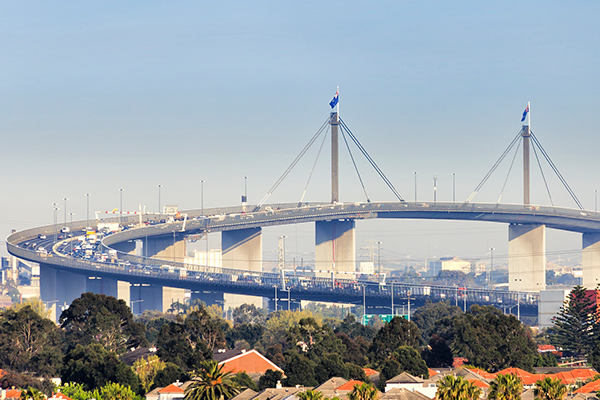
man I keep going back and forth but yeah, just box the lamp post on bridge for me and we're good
[63,198,68,230]
[489,247,495,286]
[453,173,456,203]
[85,193,91,229]
[595,189,597,212]
[414,172,417,202]
[433,175,438,203]
[52,203,59,244]
[119,188,124,226]
[158,184,162,214]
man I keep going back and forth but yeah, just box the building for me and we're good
[213,349,284,377]
[427,257,471,277]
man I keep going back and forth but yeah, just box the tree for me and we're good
[231,372,258,392]
[226,323,264,349]
[154,363,189,389]
[368,317,421,366]
[436,375,481,400]
[61,343,139,392]
[19,387,45,400]
[0,306,63,377]
[60,293,146,354]
[297,390,324,400]
[434,305,538,372]
[282,352,318,387]
[336,333,369,366]
[423,334,453,368]
[185,360,240,400]
[134,355,166,394]
[56,383,92,400]
[10,298,51,319]
[184,308,227,352]
[232,304,266,326]
[391,346,429,378]
[488,374,524,400]
[0,370,54,396]
[411,301,462,342]
[335,314,377,340]
[258,369,284,390]
[99,382,138,400]
[548,286,596,357]
[533,377,567,400]
[348,383,379,400]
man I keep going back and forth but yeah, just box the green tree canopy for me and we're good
[0,305,63,377]
[348,382,379,400]
[59,293,146,354]
[258,369,283,390]
[368,317,421,366]
[411,301,462,342]
[433,305,538,372]
[61,343,139,392]
[335,314,377,340]
[297,390,324,400]
[232,304,266,326]
[548,285,596,357]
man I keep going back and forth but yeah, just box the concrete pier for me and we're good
[508,223,546,292]
[315,219,356,278]
[145,233,187,263]
[582,232,600,287]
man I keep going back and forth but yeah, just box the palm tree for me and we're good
[297,390,325,400]
[436,375,482,400]
[185,360,240,400]
[348,383,379,400]
[534,377,567,400]
[488,374,523,400]
[19,387,45,400]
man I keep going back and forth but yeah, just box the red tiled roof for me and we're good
[5,389,22,399]
[158,384,184,394]
[467,379,490,388]
[549,369,597,384]
[496,369,546,386]
[50,393,73,400]
[364,368,379,377]
[466,367,496,380]
[538,345,557,352]
[575,379,600,393]
[428,369,439,377]
[336,380,364,391]
[453,357,468,368]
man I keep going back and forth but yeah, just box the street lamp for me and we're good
[200,180,204,215]
[63,197,69,230]
[453,173,456,203]
[376,241,382,275]
[52,203,59,244]
[85,193,91,229]
[595,189,597,212]
[433,175,438,203]
[158,184,162,213]
[119,189,124,225]
[414,172,417,202]
[489,247,495,286]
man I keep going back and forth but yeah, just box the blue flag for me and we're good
[521,104,529,122]
[329,89,339,109]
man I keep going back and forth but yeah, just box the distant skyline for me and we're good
[1,1,598,267]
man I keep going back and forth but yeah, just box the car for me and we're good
[38,234,46,239]
[61,227,70,233]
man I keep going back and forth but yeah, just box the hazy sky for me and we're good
[1,1,598,268]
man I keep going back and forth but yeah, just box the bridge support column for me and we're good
[146,234,187,263]
[315,220,356,278]
[85,277,130,303]
[220,228,264,308]
[129,284,186,314]
[582,233,600,287]
[508,223,546,292]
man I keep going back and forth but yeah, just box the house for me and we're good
[380,387,431,400]
[2,389,22,400]
[157,383,185,400]
[121,347,158,366]
[213,349,284,376]
[385,372,437,399]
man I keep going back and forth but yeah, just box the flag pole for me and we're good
[337,86,340,117]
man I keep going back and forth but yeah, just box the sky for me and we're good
[1,1,599,269]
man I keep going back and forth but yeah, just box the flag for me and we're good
[521,104,529,122]
[329,89,339,108]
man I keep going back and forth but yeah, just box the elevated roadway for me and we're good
[8,200,600,317]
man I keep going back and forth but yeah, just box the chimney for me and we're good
[276,381,282,389]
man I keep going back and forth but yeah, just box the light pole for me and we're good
[391,282,394,316]
[433,175,438,203]
[274,285,278,312]
[414,172,417,202]
[453,173,456,203]
[376,241,382,275]
[158,184,162,213]
[63,197,68,229]
[407,290,411,321]
[595,189,597,212]
[200,180,204,215]
[489,247,495,286]
[363,284,366,325]
[85,193,91,229]
[52,203,59,244]
[69,212,75,252]
[119,188,124,226]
